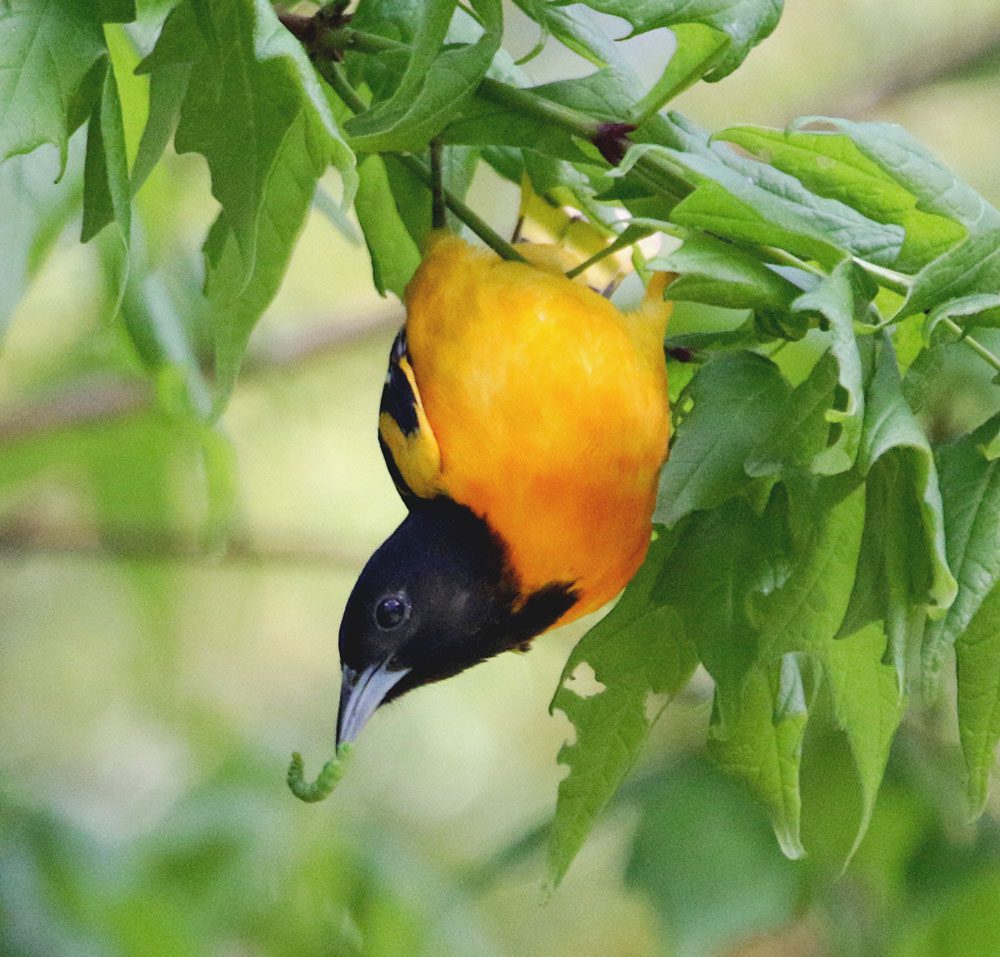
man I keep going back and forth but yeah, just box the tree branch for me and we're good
[827,18,1000,116]
[0,306,400,446]
[0,517,367,568]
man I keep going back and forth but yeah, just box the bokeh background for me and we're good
[4,2,1000,954]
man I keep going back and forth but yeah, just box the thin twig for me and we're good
[317,59,527,262]
[565,227,652,279]
[939,318,1000,374]
[826,17,1000,116]
[430,137,446,230]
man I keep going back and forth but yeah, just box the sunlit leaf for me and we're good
[718,125,966,272]
[795,116,1000,235]
[616,122,905,268]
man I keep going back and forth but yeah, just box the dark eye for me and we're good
[374,593,410,630]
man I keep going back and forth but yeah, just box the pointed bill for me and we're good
[336,661,410,746]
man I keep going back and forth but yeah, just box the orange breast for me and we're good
[404,236,670,624]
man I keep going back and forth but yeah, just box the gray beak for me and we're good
[336,661,411,746]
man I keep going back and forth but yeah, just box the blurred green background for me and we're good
[4,2,1000,954]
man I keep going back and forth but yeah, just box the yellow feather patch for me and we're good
[378,355,442,500]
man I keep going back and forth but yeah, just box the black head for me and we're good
[336,497,576,745]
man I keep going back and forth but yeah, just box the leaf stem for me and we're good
[476,76,601,138]
[939,318,1000,374]
[852,257,913,296]
[398,153,527,261]
[318,60,526,262]
[565,227,652,279]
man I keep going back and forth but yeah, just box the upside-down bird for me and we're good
[335,233,673,745]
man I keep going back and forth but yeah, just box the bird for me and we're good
[335,232,673,746]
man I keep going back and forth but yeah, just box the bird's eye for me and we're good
[374,593,410,630]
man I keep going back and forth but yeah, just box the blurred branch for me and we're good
[0,517,367,568]
[241,305,400,372]
[828,20,1000,116]
[0,305,400,446]
[0,374,150,446]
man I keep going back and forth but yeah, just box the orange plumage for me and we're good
[337,232,673,744]
[391,234,671,623]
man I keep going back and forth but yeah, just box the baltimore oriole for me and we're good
[336,233,673,745]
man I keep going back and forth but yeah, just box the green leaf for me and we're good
[137,0,356,408]
[794,116,1000,234]
[355,155,422,298]
[708,655,813,859]
[851,335,955,617]
[97,0,137,22]
[548,532,697,888]
[656,352,790,526]
[650,232,800,314]
[384,146,478,247]
[630,24,731,122]
[81,59,131,247]
[659,498,786,704]
[130,59,190,194]
[312,181,363,245]
[900,230,1000,321]
[825,622,906,861]
[956,583,1000,816]
[510,0,622,67]
[923,413,1000,683]
[841,458,940,693]
[718,125,967,272]
[206,108,334,409]
[626,757,800,957]
[925,295,1000,339]
[789,260,875,475]
[731,481,867,853]
[752,481,866,662]
[345,0,502,153]
[0,0,106,170]
[569,0,784,81]
[617,126,905,268]
[746,351,843,481]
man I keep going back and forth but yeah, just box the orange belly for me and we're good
[404,237,670,623]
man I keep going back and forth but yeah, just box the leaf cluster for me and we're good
[4,0,1000,890]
